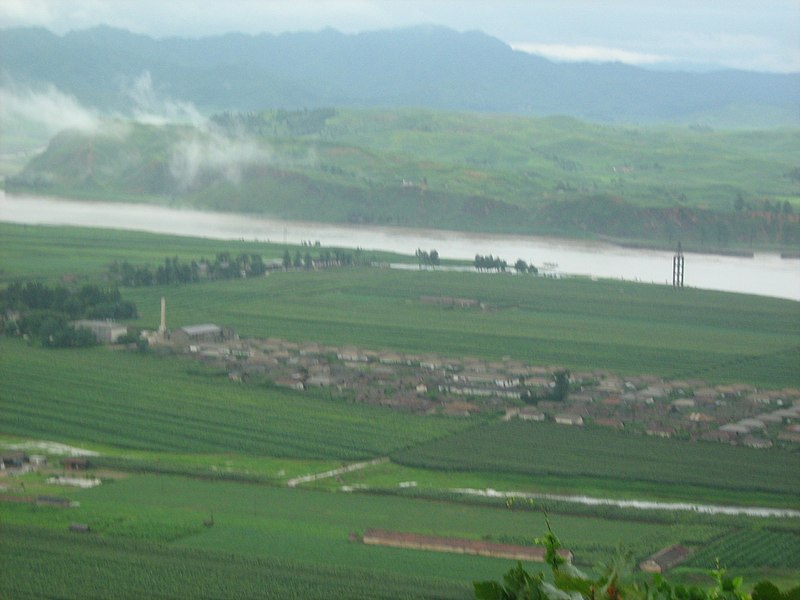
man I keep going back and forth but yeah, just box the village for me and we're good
[119,297,800,450]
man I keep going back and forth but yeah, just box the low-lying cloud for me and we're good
[1,71,315,192]
[0,80,102,138]
[124,71,204,127]
[511,43,670,67]
[170,129,270,191]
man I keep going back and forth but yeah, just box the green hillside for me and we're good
[8,109,800,249]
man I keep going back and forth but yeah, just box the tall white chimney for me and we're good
[159,297,166,334]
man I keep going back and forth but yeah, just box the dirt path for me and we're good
[450,487,800,518]
[287,457,388,488]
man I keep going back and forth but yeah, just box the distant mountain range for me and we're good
[2,25,798,126]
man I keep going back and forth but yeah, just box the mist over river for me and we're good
[2,192,798,301]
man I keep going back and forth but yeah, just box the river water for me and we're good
[1,192,798,301]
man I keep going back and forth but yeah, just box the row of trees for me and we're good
[282,247,371,270]
[0,282,137,348]
[474,254,508,271]
[11,310,97,348]
[109,253,267,287]
[110,247,375,285]
[416,249,440,268]
[474,255,539,274]
[1,281,136,321]
[734,193,794,215]
[514,259,539,275]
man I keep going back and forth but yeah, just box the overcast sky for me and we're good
[1,0,798,72]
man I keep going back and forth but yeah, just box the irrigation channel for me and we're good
[448,487,800,518]
[286,457,800,518]
[1,192,798,301]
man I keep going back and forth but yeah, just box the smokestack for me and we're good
[159,297,166,334]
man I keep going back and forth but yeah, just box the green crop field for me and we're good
[0,338,471,458]
[119,269,800,388]
[0,222,409,284]
[0,524,470,600]
[307,460,800,509]
[0,474,727,591]
[391,420,800,503]
[4,222,797,387]
[687,528,800,570]
[2,223,800,595]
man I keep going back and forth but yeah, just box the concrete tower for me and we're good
[159,297,167,335]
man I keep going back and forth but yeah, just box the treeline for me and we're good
[415,249,440,268]
[0,282,137,348]
[474,255,539,274]
[109,253,267,286]
[210,108,337,137]
[282,246,373,269]
[474,254,508,271]
[111,247,375,286]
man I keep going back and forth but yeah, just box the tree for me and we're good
[416,249,428,269]
[429,249,439,268]
[551,370,570,402]
[415,249,438,269]
[514,259,528,274]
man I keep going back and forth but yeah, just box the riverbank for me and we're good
[1,192,798,300]
[4,187,798,257]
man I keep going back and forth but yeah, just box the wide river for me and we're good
[2,192,798,301]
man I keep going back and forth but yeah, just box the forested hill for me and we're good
[8,110,799,249]
[1,25,798,126]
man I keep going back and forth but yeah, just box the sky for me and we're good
[0,0,798,73]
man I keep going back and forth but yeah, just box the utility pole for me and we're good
[672,242,684,288]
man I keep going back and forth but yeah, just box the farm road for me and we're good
[287,457,388,487]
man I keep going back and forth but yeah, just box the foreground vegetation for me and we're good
[474,518,800,600]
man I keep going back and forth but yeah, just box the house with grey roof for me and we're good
[171,324,236,346]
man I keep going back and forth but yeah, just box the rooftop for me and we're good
[180,324,222,336]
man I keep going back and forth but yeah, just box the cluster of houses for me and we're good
[0,452,92,474]
[68,296,800,448]
[174,334,800,446]
[80,298,799,448]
